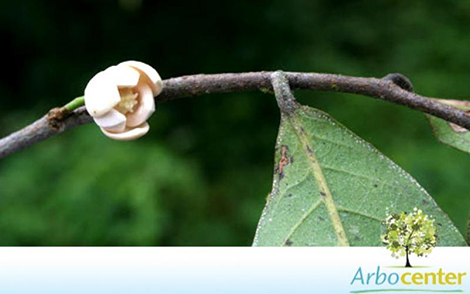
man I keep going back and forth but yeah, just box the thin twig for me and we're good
[1,71,469,159]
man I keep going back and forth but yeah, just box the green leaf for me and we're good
[427,99,470,154]
[467,212,470,245]
[253,72,466,246]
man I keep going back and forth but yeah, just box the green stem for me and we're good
[64,96,85,112]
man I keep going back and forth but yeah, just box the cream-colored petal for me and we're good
[93,109,127,133]
[126,83,155,127]
[105,65,140,87]
[100,122,150,141]
[119,61,163,96]
[84,71,121,117]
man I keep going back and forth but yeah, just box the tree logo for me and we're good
[381,208,438,268]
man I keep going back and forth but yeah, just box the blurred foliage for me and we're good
[0,0,470,245]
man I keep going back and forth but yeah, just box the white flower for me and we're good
[84,61,163,141]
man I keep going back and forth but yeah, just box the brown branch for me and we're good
[1,71,469,159]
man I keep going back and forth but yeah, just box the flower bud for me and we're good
[84,61,163,141]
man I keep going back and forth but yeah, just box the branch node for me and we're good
[382,73,414,92]
[47,107,70,130]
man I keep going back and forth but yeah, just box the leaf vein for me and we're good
[281,199,322,246]
[336,206,384,222]
[289,112,350,246]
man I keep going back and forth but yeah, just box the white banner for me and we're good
[0,247,467,293]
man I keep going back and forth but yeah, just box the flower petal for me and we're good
[105,65,140,87]
[125,83,155,127]
[100,122,150,141]
[119,61,163,96]
[84,71,121,117]
[93,109,127,133]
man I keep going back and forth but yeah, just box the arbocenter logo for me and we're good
[349,208,467,293]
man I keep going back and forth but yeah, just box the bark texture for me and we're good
[1,71,469,159]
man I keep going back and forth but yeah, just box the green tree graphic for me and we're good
[382,208,437,267]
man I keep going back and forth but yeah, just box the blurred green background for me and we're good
[0,0,469,245]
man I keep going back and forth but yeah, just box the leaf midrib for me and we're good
[286,111,350,246]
